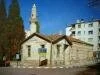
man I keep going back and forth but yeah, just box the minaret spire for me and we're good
[30,3,37,22]
[33,4,36,7]
[25,3,40,37]
[30,3,37,34]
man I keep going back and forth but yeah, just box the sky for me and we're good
[6,0,100,34]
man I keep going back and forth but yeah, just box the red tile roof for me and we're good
[21,33,93,46]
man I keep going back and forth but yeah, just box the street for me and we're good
[0,67,96,75]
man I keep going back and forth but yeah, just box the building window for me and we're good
[77,31,81,35]
[84,31,85,34]
[84,24,85,27]
[72,24,75,28]
[27,45,31,57]
[98,21,100,27]
[88,30,93,35]
[72,31,75,36]
[98,44,100,48]
[98,36,100,40]
[56,44,61,57]
[78,24,81,28]
[98,24,100,27]
[88,38,93,42]
[88,23,93,27]
[99,28,100,32]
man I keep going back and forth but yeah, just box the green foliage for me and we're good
[0,0,7,60]
[0,0,7,18]
[0,0,25,61]
[7,0,25,58]
[8,0,20,18]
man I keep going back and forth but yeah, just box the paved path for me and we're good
[0,67,94,75]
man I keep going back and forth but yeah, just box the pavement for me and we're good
[0,67,89,75]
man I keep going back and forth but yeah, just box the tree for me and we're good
[7,0,25,59]
[0,0,7,62]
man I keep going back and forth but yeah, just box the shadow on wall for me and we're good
[39,59,48,66]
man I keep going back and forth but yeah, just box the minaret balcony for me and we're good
[29,18,37,24]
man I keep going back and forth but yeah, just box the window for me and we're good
[84,24,85,27]
[88,38,93,42]
[88,23,93,27]
[72,31,75,36]
[98,44,100,48]
[72,24,75,28]
[84,31,85,34]
[78,24,81,28]
[99,21,100,27]
[77,31,81,35]
[98,24,100,27]
[57,44,61,57]
[98,36,100,40]
[99,28,100,32]
[88,30,93,35]
[27,45,31,57]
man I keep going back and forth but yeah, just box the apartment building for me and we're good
[66,19,100,59]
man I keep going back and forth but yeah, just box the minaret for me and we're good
[30,4,37,34]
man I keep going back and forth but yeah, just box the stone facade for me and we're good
[19,33,94,67]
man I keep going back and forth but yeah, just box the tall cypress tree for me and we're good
[0,0,7,36]
[0,0,6,18]
[8,0,20,18]
[0,0,7,61]
[8,0,25,59]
